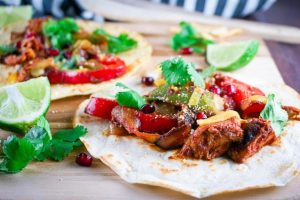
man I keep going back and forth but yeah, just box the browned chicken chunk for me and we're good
[179,117,243,160]
[228,118,276,163]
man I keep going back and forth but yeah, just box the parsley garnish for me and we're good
[160,57,205,87]
[0,117,87,173]
[43,18,79,50]
[115,82,146,109]
[260,94,288,136]
[0,44,17,56]
[92,29,137,54]
[170,21,214,53]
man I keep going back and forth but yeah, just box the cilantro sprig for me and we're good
[170,21,214,53]
[0,117,87,173]
[260,94,288,136]
[115,82,146,109]
[92,29,137,54]
[0,44,17,56]
[160,57,206,87]
[43,18,79,50]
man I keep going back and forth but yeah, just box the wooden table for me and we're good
[0,19,299,200]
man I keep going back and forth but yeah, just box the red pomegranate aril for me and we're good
[224,84,236,96]
[196,112,207,120]
[209,85,221,95]
[141,104,155,114]
[76,153,93,167]
[47,48,60,57]
[16,41,22,49]
[64,51,72,59]
[141,76,154,86]
[179,47,193,55]
[25,32,37,38]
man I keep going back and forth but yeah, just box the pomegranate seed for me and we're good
[209,85,221,95]
[196,112,207,119]
[25,32,36,38]
[141,76,154,86]
[16,41,22,49]
[141,104,155,114]
[224,84,236,96]
[64,51,72,59]
[76,152,93,167]
[179,47,193,55]
[47,48,60,57]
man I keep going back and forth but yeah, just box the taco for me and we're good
[0,18,152,100]
[74,57,300,198]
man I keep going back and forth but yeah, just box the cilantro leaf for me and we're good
[170,21,214,53]
[0,136,36,173]
[92,29,137,54]
[160,57,204,87]
[43,18,79,50]
[25,126,51,155]
[260,94,288,136]
[36,116,51,138]
[60,56,80,70]
[37,125,87,161]
[115,82,146,109]
[202,65,216,78]
[0,44,17,56]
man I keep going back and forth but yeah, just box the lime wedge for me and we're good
[0,6,32,28]
[0,77,51,133]
[207,40,259,71]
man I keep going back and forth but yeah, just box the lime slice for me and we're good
[0,6,32,27]
[207,40,259,71]
[0,77,51,133]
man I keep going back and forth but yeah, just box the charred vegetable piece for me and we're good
[156,125,191,150]
[214,73,264,107]
[46,56,126,84]
[241,95,266,118]
[180,117,243,160]
[84,97,118,120]
[228,118,276,163]
[148,85,223,114]
[111,106,161,143]
[147,85,192,105]
[137,112,178,134]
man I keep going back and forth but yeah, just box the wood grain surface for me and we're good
[0,22,299,200]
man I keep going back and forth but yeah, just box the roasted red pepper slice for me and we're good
[214,74,264,107]
[242,102,265,118]
[46,55,126,84]
[84,97,118,120]
[137,112,178,134]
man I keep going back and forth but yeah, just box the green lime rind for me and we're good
[0,6,32,28]
[207,40,259,72]
[0,77,51,134]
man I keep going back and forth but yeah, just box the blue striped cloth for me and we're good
[0,0,276,19]
[152,0,277,18]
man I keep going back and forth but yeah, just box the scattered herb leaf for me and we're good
[260,94,288,136]
[202,65,216,78]
[0,44,17,56]
[160,57,204,87]
[170,21,214,53]
[43,18,79,50]
[115,82,146,109]
[92,29,137,54]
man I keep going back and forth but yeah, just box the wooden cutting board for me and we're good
[0,22,299,200]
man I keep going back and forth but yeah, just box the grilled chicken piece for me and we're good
[283,106,300,121]
[179,117,243,160]
[228,118,276,163]
[156,125,191,150]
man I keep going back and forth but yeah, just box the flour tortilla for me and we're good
[0,20,152,100]
[74,83,300,199]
